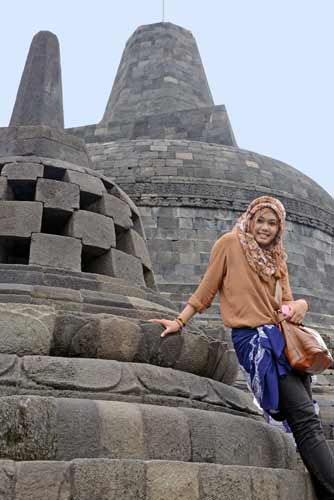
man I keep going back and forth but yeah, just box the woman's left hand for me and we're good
[287,299,308,324]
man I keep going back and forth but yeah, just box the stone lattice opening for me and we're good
[0,237,30,264]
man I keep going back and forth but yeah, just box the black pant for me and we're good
[278,371,334,500]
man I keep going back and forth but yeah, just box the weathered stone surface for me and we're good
[180,407,297,469]
[0,460,315,500]
[0,303,55,356]
[15,461,71,500]
[87,249,146,287]
[96,401,145,458]
[64,210,116,251]
[9,31,64,129]
[141,405,191,462]
[35,178,80,211]
[55,398,101,460]
[0,201,42,237]
[2,162,44,180]
[0,396,57,460]
[88,193,133,229]
[69,316,142,361]
[102,23,214,124]
[0,177,14,200]
[64,170,106,197]
[146,461,199,500]
[2,354,259,415]
[71,459,146,500]
[0,460,16,499]
[117,229,152,270]
[29,233,82,271]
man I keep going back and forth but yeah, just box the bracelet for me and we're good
[174,318,184,329]
[177,316,186,327]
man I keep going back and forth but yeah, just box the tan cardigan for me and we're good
[188,231,294,328]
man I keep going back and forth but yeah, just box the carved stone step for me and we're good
[0,353,260,416]
[0,395,297,469]
[0,303,239,384]
[0,459,316,500]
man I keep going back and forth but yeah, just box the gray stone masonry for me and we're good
[0,395,296,468]
[68,105,237,147]
[29,234,82,271]
[9,31,64,129]
[87,193,133,229]
[2,162,44,181]
[87,249,146,287]
[86,139,334,323]
[35,178,80,212]
[64,169,106,198]
[102,23,214,124]
[0,460,316,500]
[63,210,116,253]
[116,228,153,270]
[0,201,42,238]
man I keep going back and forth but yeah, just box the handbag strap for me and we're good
[275,279,283,307]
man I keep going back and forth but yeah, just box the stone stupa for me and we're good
[0,29,319,499]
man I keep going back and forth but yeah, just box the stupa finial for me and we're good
[9,31,64,129]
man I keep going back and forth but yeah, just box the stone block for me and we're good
[179,408,296,469]
[175,333,209,375]
[2,162,44,180]
[55,398,100,460]
[87,249,145,287]
[35,178,80,211]
[199,464,251,500]
[64,170,106,198]
[0,201,42,237]
[15,461,71,500]
[88,193,133,229]
[0,177,14,200]
[64,210,116,252]
[0,303,55,356]
[117,229,152,270]
[140,405,191,461]
[71,459,146,500]
[0,396,57,460]
[29,233,82,271]
[69,315,142,361]
[96,401,145,458]
[0,460,16,499]
[146,461,199,500]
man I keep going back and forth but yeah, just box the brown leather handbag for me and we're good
[276,281,333,374]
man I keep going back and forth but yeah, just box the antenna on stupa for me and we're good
[162,0,165,22]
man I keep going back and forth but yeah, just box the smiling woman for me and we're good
[150,195,334,499]
[251,209,279,248]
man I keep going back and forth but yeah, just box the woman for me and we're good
[151,196,334,499]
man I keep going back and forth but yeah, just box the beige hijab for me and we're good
[234,196,288,281]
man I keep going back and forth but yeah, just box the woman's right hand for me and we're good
[148,318,182,338]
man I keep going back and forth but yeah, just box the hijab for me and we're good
[234,196,288,281]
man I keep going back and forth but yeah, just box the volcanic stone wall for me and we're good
[87,139,334,323]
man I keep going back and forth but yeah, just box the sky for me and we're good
[1,0,333,197]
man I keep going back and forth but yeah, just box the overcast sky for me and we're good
[1,0,333,197]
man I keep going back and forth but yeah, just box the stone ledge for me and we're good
[0,459,316,500]
[0,395,295,469]
[0,355,252,413]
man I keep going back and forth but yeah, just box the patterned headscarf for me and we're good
[234,196,288,281]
